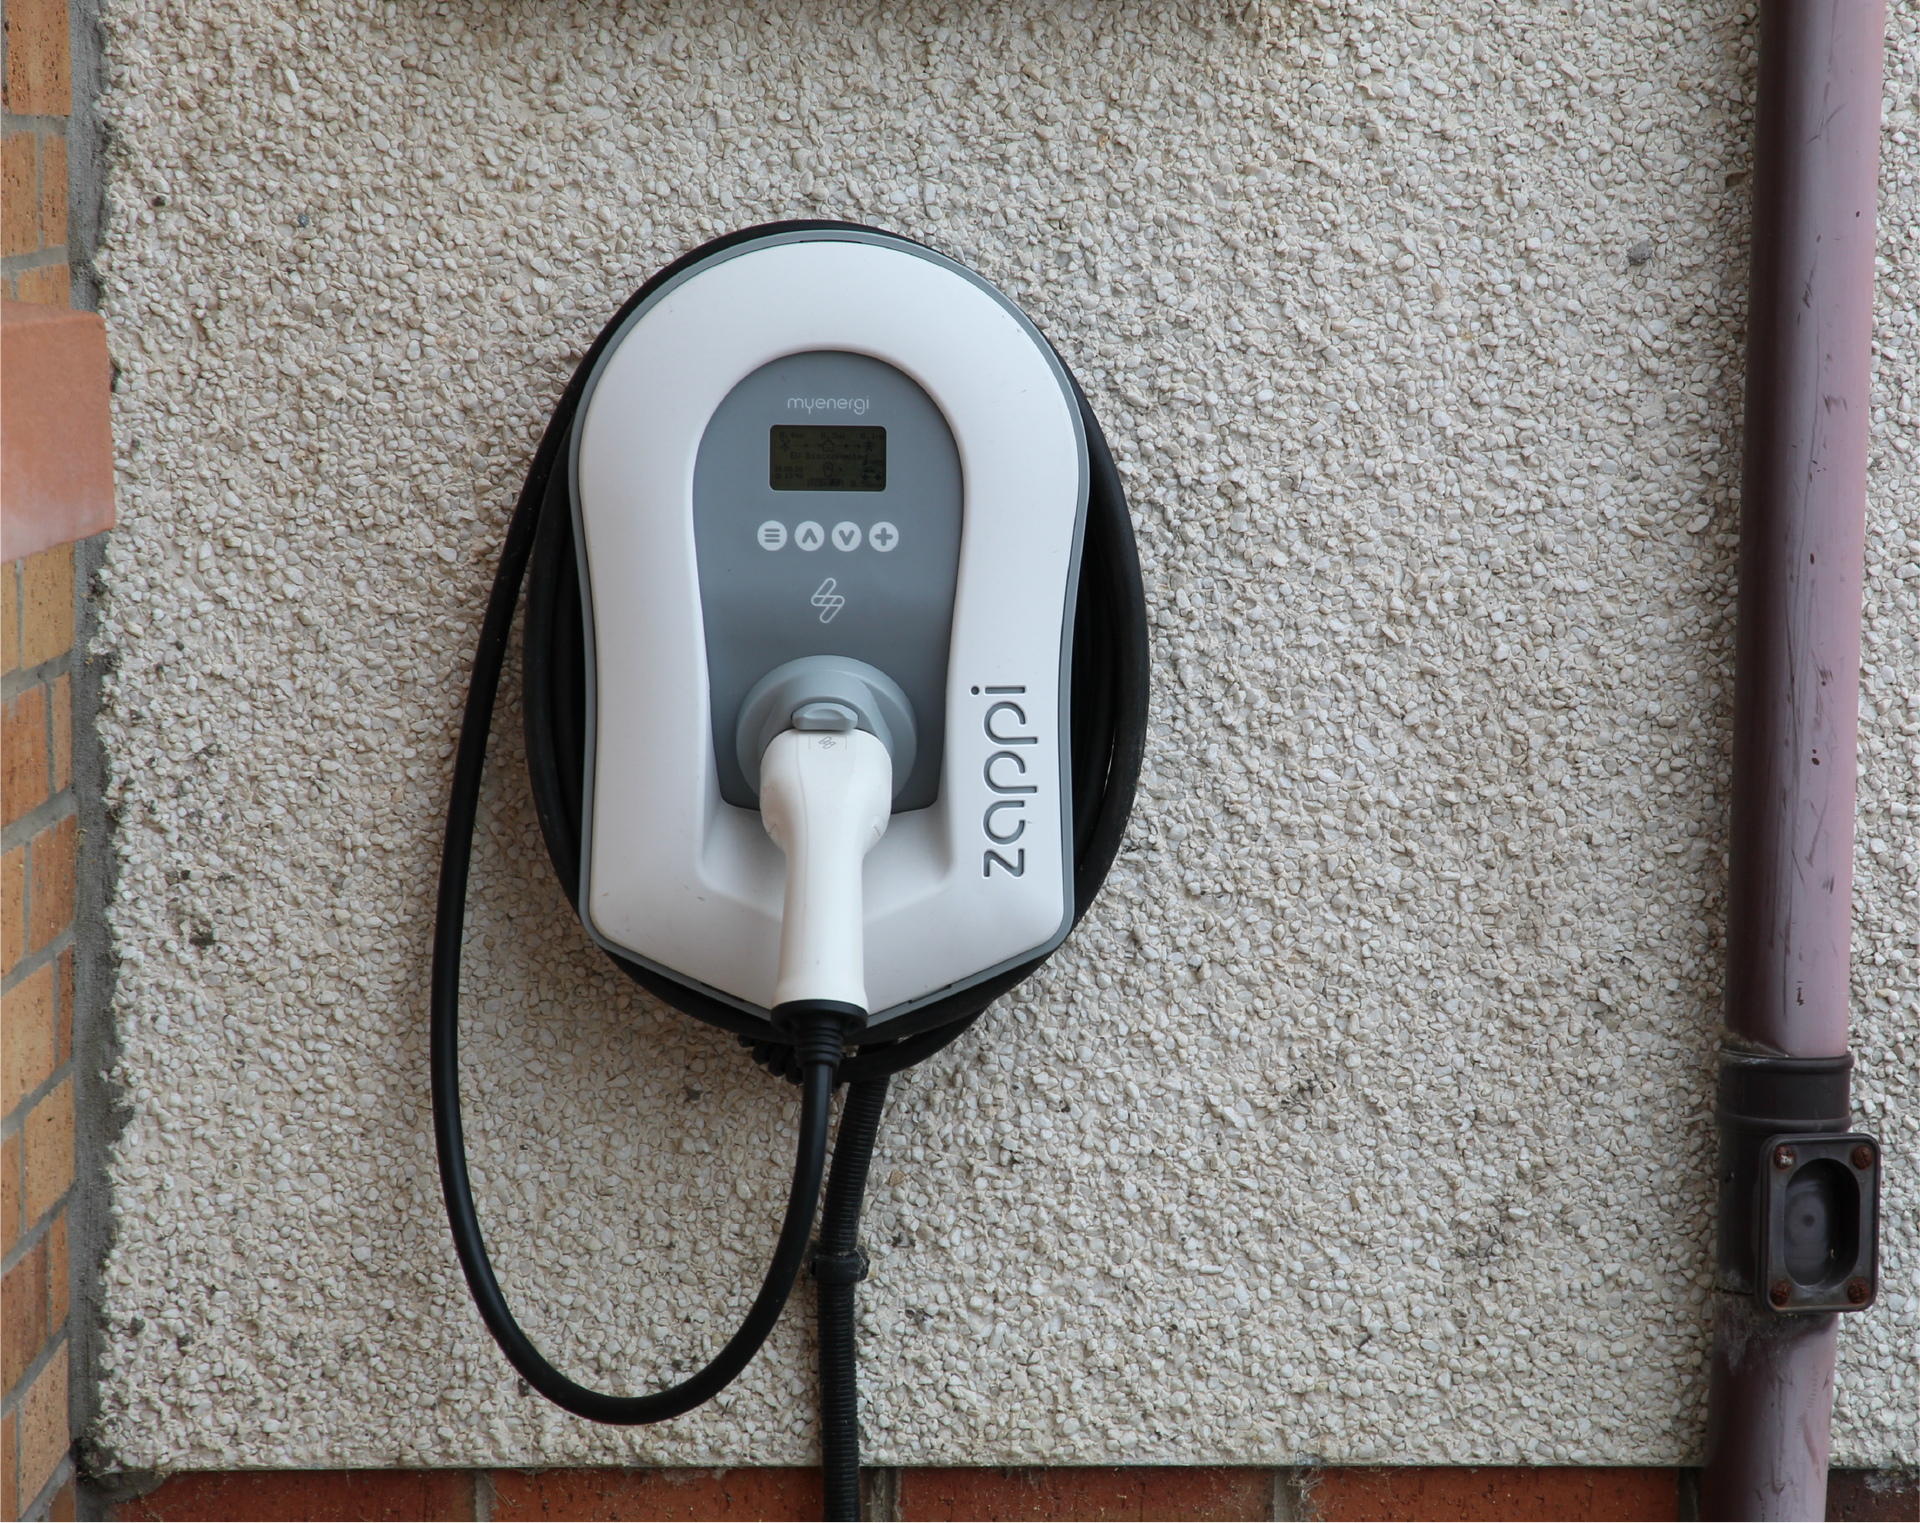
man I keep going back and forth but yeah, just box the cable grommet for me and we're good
[810,1246,870,1286]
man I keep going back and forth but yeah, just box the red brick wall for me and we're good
[103,1465,1920,1522]
[2,2,101,1512]
[1,542,80,1520]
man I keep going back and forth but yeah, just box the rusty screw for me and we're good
[1851,1144,1875,1171]
[1846,1278,1871,1306]
[1773,1144,1797,1171]
[1769,1278,1793,1308]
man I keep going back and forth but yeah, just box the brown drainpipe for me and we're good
[1704,3,1888,1519]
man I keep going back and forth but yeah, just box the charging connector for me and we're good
[759,724,892,1020]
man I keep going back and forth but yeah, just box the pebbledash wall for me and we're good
[85,0,1917,1480]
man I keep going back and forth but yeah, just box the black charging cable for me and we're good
[433,222,1148,1510]
[813,1075,891,1518]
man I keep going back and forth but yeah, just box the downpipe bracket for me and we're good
[1713,1050,1882,1315]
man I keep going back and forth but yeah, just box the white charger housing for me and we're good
[569,231,1089,1032]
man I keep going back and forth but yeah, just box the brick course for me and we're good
[103,1465,1920,1522]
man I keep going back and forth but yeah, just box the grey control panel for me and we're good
[693,351,962,811]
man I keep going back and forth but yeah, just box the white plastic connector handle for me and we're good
[758,727,893,1013]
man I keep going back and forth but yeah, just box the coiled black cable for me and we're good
[429,418,850,1413]
[434,222,1146,1480]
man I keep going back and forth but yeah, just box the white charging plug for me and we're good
[758,726,893,1014]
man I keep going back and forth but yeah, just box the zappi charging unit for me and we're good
[568,228,1088,1035]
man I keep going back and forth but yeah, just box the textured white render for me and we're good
[91,0,1916,1473]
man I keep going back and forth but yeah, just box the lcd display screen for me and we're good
[769,425,887,492]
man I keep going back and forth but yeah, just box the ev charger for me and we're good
[572,234,1084,1027]
[431,224,1147,1519]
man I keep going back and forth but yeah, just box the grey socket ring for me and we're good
[735,656,918,804]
